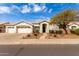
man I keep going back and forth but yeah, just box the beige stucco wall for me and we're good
[49,24,59,30]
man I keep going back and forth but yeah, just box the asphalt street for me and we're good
[0,44,79,56]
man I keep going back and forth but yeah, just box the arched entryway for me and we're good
[42,24,47,33]
[40,21,49,33]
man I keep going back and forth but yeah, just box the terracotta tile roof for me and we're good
[68,21,79,26]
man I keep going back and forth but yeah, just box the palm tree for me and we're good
[50,9,76,34]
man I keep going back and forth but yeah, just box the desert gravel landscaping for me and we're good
[46,33,79,39]
[0,33,79,44]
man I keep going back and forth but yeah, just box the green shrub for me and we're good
[74,29,79,35]
[33,29,39,34]
[49,30,62,34]
[49,30,54,34]
[34,33,38,36]
[70,30,75,34]
[56,30,62,34]
[70,28,79,35]
[22,34,31,39]
[27,34,31,37]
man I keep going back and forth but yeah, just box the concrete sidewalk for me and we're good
[0,39,79,45]
[21,39,79,44]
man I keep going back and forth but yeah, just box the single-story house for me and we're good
[5,21,59,33]
[68,21,79,29]
[0,22,9,33]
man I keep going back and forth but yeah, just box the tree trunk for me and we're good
[63,28,68,34]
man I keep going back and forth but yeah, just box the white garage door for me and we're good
[7,27,16,33]
[17,28,32,33]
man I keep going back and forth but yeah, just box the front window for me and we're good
[8,27,14,28]
[33,26,40,33]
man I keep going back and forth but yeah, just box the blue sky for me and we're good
[0,3,79,22]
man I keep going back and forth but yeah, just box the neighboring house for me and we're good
[68,22,79,29]
[0,22,9,33]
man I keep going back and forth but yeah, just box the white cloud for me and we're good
[21,5,31,13]
[11,5,20,11]
[48,9,52,13]
[33,4,47,12]
[41,5,46,10]
[18,4,47,13]
[0,6,11,14]
[40,3,46,9]
[33,4,42,12]
[0,4,49,14]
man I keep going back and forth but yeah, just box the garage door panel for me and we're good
[17,28,32,33]
[8,29,16,33]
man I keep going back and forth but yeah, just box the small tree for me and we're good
[50,10,76,34]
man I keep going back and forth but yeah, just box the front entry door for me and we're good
[42,24,47,33]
